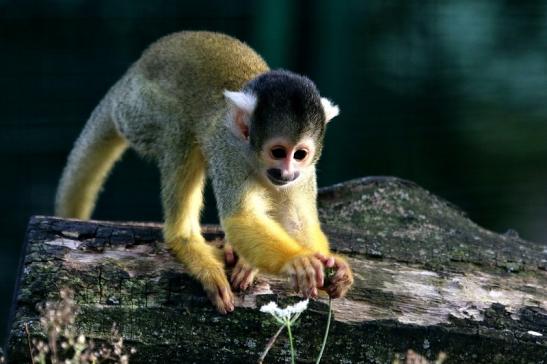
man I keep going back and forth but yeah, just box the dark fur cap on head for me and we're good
[244,70,327,154]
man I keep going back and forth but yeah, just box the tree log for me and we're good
[5,177,547,363]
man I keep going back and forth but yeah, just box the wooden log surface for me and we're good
[5,177,547,363]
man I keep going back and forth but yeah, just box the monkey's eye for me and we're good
[271,147,287,159]
[293,149,308,161]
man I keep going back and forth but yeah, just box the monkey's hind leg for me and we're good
[55,103,128,219]
[161,145,234,314]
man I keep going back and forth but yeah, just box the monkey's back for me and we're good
[137,31,269,107]
[110,31,269,156]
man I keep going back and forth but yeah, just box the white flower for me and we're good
[260,301,280,315]
[286,299,309,315]
[260,300,309,323]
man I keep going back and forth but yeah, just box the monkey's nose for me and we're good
[267,169,299,185]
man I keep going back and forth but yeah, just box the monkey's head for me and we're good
[224,70,339,187]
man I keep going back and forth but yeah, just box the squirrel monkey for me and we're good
[55,31,353,313]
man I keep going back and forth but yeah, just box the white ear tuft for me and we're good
[321,97,340,123]
[224,90,257,114]
[224,90,257,141]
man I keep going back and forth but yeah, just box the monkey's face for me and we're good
[224,70,340,188]
[259,136,317,187]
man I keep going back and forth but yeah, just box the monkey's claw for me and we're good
[230,259,258,291]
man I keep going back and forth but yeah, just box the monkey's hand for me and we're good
[224,243,258,291]
[281,254,325,299]
[230,257,258,291]
[320,255,354,299]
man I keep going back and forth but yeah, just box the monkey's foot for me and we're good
[200,266,235,314]
[169,238,235,314]
[230,259,258,291]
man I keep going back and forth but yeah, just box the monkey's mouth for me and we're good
[268,176,291,186]
[266,169,299,186]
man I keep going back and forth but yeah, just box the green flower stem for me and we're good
[286,319,296,364]
[315,298,333,364]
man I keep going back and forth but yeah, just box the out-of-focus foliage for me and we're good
[0,0,545,343]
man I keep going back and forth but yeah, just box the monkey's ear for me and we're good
[224,90,257,141]
[321,98,340,123]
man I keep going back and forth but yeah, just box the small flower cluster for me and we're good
[29,288,135,364]
[260,299,309,323]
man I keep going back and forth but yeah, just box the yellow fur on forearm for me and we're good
[305,222,331,255]
[168,235,224,279]
[223,211,312,274]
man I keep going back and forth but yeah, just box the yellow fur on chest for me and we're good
[265,190,314,248]
[270,205,305,240]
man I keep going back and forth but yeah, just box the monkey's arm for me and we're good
[295,190,354,298]
[302,222,354,298]
[223,210,314,274]
[220,186,326,296]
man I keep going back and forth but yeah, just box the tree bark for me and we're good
[5,177,547,363]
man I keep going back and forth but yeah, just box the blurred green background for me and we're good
[1,0,546,344]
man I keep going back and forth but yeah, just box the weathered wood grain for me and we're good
[5,177,547,363]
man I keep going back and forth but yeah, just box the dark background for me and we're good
[1,0,546,344]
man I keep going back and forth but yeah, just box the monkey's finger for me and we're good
[305,270,315,298]
[231,265,248,289]
[294,259,310,297]
[328,275,353,298]
[329,282,350,299]
[206,289,228,314]
[310,257,324,288]
[326,281,342,297]
[239,268,257,290]
[230,264,242,285]
[334,256,351,270]
[314,253,335,268]
[331,268,346,283]
[216,285,234,313]
[284,263,297,292]
[304,258,316,297]
[224,244,236,267]
[327,286,342,299]
[223,287,235,312]
[303,257,318,297]
[314,252,326,261]
[291,273,299,293]
[331,266,351,284]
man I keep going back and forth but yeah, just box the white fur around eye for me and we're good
[321,97,340,123]
[224,90,257,114]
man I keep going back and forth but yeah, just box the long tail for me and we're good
[55,101,128,219]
